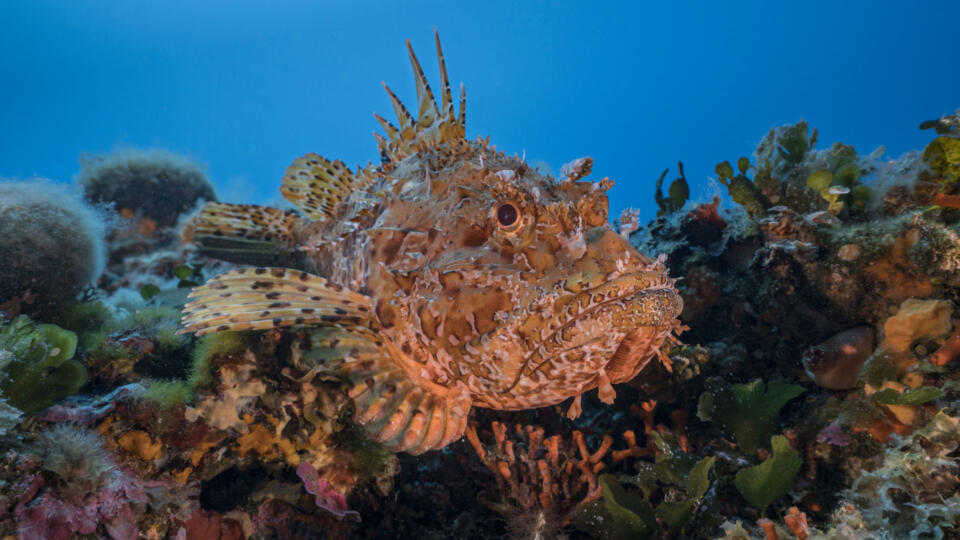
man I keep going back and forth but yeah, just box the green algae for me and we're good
[697,378,804,455]
[733,435,801,516]
[923,136,960,184]
[870,386,943,405]
[189,331,249,389]
[572,449,715,539]
[654,163,690,215]
[0,316,87,412]
[142,378,193,408]
[715,160,771,218]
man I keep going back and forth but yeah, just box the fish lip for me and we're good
[555,271,678,326]
[498,271,680,394]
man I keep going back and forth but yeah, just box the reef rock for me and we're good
[882,298,953,353]
[802,326,875,390]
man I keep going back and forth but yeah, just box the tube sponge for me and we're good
[0,178,106,317]
[78,148,216,227]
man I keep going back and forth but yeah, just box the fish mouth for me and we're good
[499,271,682,393]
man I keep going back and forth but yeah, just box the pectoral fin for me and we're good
[307,326,470,455]
[179,267,372,335]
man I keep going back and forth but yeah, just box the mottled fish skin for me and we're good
[181,32,683,453]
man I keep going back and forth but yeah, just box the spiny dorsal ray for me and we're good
[373,112,401,142]
[435,31,453,117]
[406,38,439,130]
[458,83,466,131]
[374,30,466,165]
[382,82,415,134]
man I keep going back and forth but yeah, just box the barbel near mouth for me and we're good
[496,271,679,395]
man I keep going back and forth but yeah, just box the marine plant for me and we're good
[17,424,151,540]
[29,424,116,499]
[654,162,690,215]
[0,316,87,413]
[571,438,715,539]
[47,298,115,351]
[696,378,804,455]
[733,434,802,516]
[0,178,106,318]
[714,159,771,218]
[141,378,193,408]
[749,121,816,208]
[923,136,960,184]
[78,147,216,227]
[81,304,193,387]
[716,121,880,218]
[188,331,249,390]
[804,142,872,215]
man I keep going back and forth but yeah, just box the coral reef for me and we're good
[3,35,960,540]
[0,179,106,319]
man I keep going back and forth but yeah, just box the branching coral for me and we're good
[465,421,617,530]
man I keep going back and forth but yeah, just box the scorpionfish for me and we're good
[180,32,683,455]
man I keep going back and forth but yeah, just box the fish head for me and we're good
[367,152,682,410]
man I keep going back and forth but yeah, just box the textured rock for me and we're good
[802,326,875,390]
[882,298,953,353]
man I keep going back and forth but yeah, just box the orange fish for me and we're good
[179,32,683,454]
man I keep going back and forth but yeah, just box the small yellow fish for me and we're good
[180,32,683,454]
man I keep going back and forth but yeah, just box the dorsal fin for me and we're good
[435,31,453,117]
[373,113,401,142]
[457,82,466,130]
[373,30,466,164]
[405,38,438,130]
[280,153,366,221]
[179,267,372,336]
[181,202,303,266]
[381,82,415,135]
[184,202,300,246]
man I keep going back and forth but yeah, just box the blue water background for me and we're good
[2,1,958,223]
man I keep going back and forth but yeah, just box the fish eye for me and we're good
[496,203,519,228]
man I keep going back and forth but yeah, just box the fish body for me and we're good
[180,33,683,454]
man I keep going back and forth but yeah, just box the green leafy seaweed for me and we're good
[697,378,804,455]
[654,163,690,215]
[654,456,715,529]
[734,435,802,515]
[140,284,160,300]
[871,386,944,405]
[0,316,87,412]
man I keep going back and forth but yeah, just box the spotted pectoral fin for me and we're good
[316,328,470,454]
[281,153,373,221]
[182,202,303,266]
[178,267,372,336]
